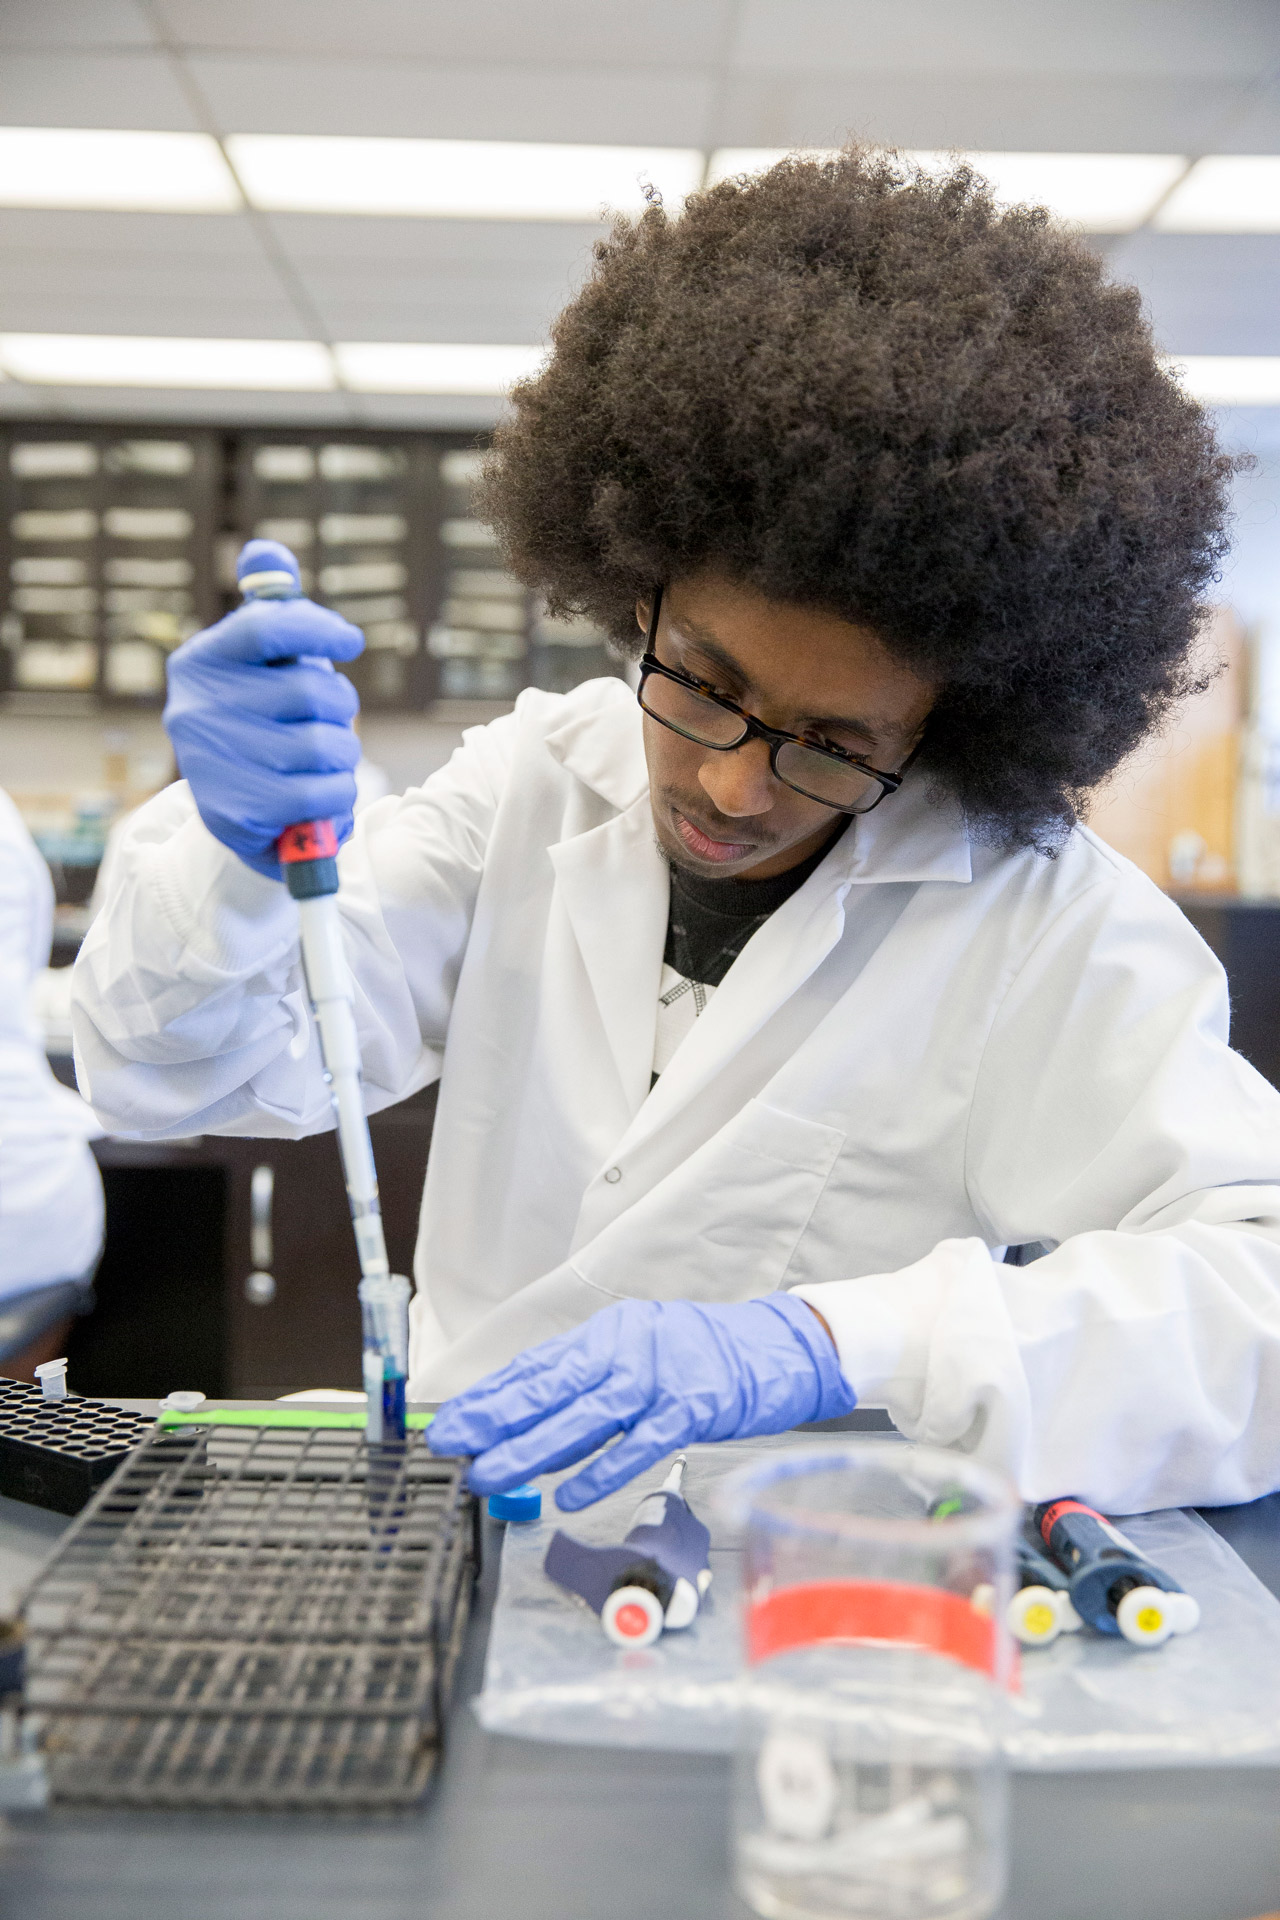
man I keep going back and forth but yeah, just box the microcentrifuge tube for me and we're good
[34,1359,67,1402]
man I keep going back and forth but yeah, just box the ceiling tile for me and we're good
[309,292,574,344]
[192,53,715,144]
[0,209,267,260]
[711,71,1258,153]
[291,283,589,350]
[0,249,280,300]
[0,0,152,50]
[1107,234,1280,356]
[0,51,200,128]
[732,0,1280,80]
[1215,83,1280,151]
[0,212,297,337]
[0,383,361,426]
[264,212,604,270]
[269,213,599,342]
[353,392,502,429]
[157,0,733,66]
[0,287,303,337]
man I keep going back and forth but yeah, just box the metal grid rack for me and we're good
[23,1421,475,1810]
[0,1380,154,1515]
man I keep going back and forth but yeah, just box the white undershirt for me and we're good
[652,961,717,1079]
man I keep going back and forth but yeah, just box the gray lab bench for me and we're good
[0,1421,1277,1920]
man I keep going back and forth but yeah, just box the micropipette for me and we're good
[543,1454,713,1647]
[236,539,408,1441]
[1034,1498,1200,1647]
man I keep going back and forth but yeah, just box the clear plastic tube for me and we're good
[296,896,390,1282]
[359,1273,410,1444]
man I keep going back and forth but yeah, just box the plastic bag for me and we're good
[475,1436,1280,1769]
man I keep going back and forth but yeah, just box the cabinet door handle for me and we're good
[246,1164,276,1305]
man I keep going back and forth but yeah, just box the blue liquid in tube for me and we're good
[360,1274,410,1445]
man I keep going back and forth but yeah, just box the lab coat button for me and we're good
[604,1166,622,1184]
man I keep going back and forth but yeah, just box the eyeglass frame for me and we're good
[636,584,916,816]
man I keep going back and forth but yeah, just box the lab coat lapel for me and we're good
[548,796,669,1119]
[615,771,972,1158]
[620,873,850,1153]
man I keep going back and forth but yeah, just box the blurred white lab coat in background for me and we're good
[32,753,388,1052]
[71,679,1280,1513]
[0,791,103,1301]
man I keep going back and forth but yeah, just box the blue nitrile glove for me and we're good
[427,1293,856,1511]
[163,545,365,880]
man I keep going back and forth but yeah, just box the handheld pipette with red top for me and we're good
[236,540,407,1441]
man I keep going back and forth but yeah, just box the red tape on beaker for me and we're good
[747,1579,1004,1680]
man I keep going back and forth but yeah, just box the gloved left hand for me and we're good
[427,1293,856,1511]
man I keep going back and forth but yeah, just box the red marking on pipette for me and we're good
[278,820,339,864]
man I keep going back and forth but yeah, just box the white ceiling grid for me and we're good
[0,0,1277,429]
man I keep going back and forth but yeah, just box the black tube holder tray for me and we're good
[0,1379,153,1516]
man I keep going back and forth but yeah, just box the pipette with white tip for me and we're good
[236,539,406,1440]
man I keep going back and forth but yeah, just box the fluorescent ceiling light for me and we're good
[910,151,1186,230]
[227,135,703,220]
[335,342,548,394]
[0,130,1259,232]
[1154,156,1280,232]
[0,334,334,390]
[0,333,542,395]
[1165,356,1280,405]
[707,148,837,184]
[707,148,1185,229]
[0,127,241,212]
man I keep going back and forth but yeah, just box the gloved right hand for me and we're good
[164,582,365,880]
[428,1292,856,1511]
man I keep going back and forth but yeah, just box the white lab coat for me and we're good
[71,679,1280,1511]
[0,792,103,1298]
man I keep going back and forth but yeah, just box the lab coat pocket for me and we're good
[573,1098,846,1304]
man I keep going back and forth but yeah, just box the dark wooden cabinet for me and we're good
[69,1086,436,1400]
[1174,895,1280,1093]
[2,422,622,721]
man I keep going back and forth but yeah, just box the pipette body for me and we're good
[543,1453,713,1647]
[236,539,407,1440]
[1008,1533,1083,1647]
[1034,1498,1200,1647]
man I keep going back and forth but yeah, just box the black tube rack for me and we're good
[0,1380,153,1515]
[21,1421,475,1810]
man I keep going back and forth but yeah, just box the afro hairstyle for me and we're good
[480,147,1238,849]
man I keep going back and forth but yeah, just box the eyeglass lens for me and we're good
[640,669,884,811]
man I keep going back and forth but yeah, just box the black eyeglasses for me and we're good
[637,586,911,816]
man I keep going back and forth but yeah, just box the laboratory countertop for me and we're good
[0,1419,1276,1920]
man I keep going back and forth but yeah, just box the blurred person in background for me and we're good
[0,790,103,1375]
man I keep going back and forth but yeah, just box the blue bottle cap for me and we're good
[487,1484,542,1524]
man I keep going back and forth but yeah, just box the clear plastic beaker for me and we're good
[720,1442,1019,1920]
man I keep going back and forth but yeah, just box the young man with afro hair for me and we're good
[76,151,1280,1517]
